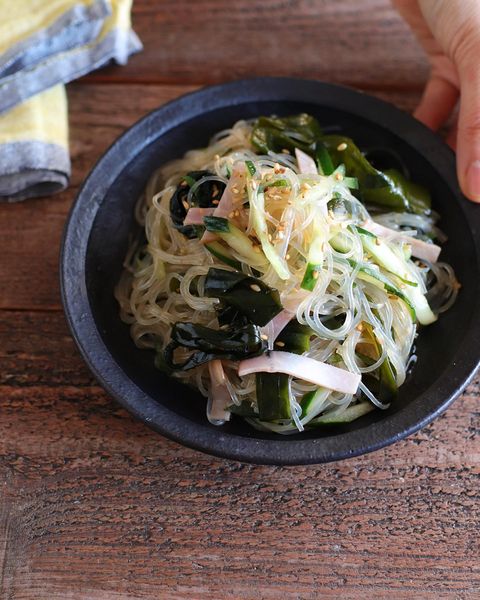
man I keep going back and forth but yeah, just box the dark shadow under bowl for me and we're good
[60,78,480,465]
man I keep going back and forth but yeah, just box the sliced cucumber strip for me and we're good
[310,401,374,425]
[356,226,436,325]
[204,216,266,267]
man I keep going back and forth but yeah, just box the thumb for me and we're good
[456,54,480,202]
[416,0,480,201]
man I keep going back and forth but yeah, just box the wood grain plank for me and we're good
[0,310,96,388]
[1,458,479,599]
[85,0,430,90]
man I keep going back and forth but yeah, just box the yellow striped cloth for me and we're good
[0,0,141,201]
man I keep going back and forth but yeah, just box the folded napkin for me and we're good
[0,85,69,201]
[0,0,141,201]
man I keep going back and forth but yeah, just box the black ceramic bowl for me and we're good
[61,77,480,465]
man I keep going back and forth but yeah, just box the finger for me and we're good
[456,60,480,202]
[414,74,459,130]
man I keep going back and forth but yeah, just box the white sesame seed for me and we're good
[250,283,262,292]
[337,142,348,151]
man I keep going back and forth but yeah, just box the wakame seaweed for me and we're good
[170,170,226,238]
[164,322,265,370]
[251,116,431,215]
[321,135,431,215]
[251,114,323,154]
[204,268,283,327]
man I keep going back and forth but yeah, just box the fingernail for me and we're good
[466,160,480,201]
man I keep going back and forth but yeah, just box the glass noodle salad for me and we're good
[116,114,459,434]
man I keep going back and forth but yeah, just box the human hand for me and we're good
[392,0,480,202]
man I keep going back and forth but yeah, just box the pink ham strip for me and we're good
[262,309,294,344]
[207,360,232,422]
[238,351,360,395]
[201,164,246,245]
[295,148,318,175]
[183,207,215,226]
[364,219,441,263]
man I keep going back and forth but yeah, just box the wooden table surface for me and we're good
[1,2,479,598]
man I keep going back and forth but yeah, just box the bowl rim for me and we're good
[60,76,480,465]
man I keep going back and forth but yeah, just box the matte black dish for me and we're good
[60,78,480,465]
